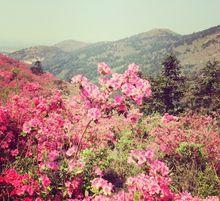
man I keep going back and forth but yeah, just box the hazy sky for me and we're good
[0,0,220,45]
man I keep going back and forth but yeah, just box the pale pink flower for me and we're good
[94,167,103,177]
[128,149,154,166]
[71,74,87,84]
[150,160,169,176]
[110,73,124,89]
[23,119,41,133]
[68,159,85,172]
[124,63,139,77]
[127,109,142,124]
[162,113,178,124]
[97,62,111,75]
[121,83,135,97]
[91,178,113,195]
[66,146,77,157]
[35,198,44,201]
[88,108,101,120]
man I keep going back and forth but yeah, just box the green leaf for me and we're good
[20,131,27,137]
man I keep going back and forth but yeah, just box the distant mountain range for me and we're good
[9,25,220,80]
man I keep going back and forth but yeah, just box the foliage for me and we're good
[187,60,220,115]
[142,56,220,117]
[30,60,44,75]
[150,113,220,198]
[11,25,220,82]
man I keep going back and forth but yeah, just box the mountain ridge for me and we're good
[53,40,90,52]
[10,25,220,80]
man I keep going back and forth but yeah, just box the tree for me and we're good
[30,60,44,75]
[161,54,185,114]
[191,60,220,115]
[142,53,185,115]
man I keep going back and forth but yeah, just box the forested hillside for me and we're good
[10,25,220,80]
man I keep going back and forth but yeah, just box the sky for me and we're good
[0,0,220,46]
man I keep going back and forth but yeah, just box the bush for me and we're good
[0,56,219,200]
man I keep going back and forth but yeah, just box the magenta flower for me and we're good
[48,150,59,161]
[11,149,19,156]
[40,175,51,188]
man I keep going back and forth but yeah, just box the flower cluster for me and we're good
[97,62,111,75]
[72,63,151,115]
[0,53,23,67]
[127,149,154,166]
[0,169,39,198]
[85,149,218,201]
[150,114,220,166]
[91,177,113,195]
[65,177,83,199]
[126,149,173,200]
[162,113,178,124]
[0,107,20,163]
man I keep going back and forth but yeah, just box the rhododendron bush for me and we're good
[151,114,220,163]
[0,55,219,200]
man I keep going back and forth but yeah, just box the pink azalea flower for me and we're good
[94,167,103,177]
[48,150,59,161]
[40,175,51,188]
[91,178,113,196]
[127,109,142,124]
[150,160,169,176]
[162,113,178,124]
[66,146,77,157]
[114,95,124,105]
[97,62,111,75]
[71,74,88,84]
[128,149,154,166]
[88,108,101,120]
[35,198,44,201]
[11,149,19,156]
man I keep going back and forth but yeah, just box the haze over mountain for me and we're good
[53,40,90,52]
[10,25,220,80]
[0,43,32,53]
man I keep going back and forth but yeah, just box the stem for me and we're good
[74,120,92,158]
[0,132,10,146]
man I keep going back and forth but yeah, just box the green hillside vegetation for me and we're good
[10,25,220,82]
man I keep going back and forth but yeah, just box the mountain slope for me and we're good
[0,53,77,101]
[0,53,58,101]
[173,25,220,74]
[44,28,181,80]
[10,25,220,80]
[10,45,68,64]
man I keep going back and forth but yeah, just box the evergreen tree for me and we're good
[161,54,185,114]
[30,60,44,75]
[142,54,185,115]
[191,60,220,115]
